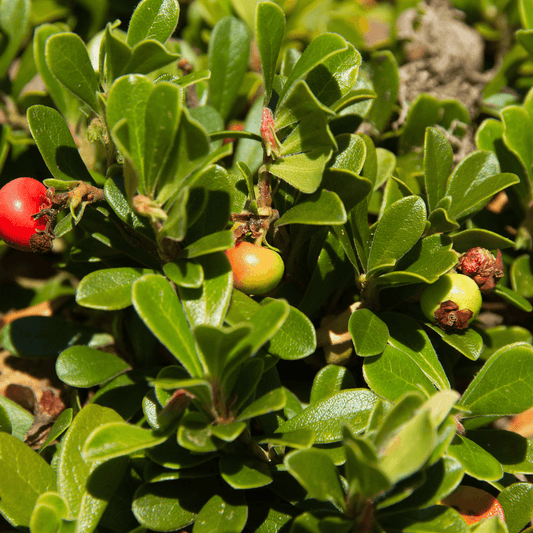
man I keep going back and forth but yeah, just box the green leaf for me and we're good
[349,308,389,357]
[143,81,183,196]
[76,267,155,310]
[256,1,285,103]
[510,255,533,299]
[446,435,503,481]
[276,389,379,443]
[236,388,286,422]
[177,253,232,328]
[446,151,519,221]
[501,105,533,183]
[126,0,179,47]
[277,33,348,106]
[363,345,437,402]
[177,411,220,453]
[0,0,30,78]
[521,0,533,29]
[0,432,56,528]
[122,39,180,77]
[132,480,217,531]
[269,146,333,194]
[33,24,77,119]
[424,127,453,213]
[0,396,33,441]
[193,493,248,533]
[45,32,100,113]
[30,492,69,533]
[379,410,436,484]
[57,405,125,523]
[275,190,347,226]
[132,274,202,377]
[499,482,533,533]
[83,422,169,462]
[258,429,315,449]
[365,50,400,133]
[493,285,533,313]
[38,408,73,453]
[450,229,514,252]
[379,506,470,533]
[27,105,94,184]
[329,133,366,174]
[285,449,345,510]
[0,403,11,435]
[310,365,356,403]
[399,94,442,154]
[393,234,458,284]
[56,346,131,387]
[164,260,204,289]
[208,17,250,120]
[382,312,450,390]
[424,324,484,361]
[0,316,113,358]
[461,342,533,416]
[279,111,337,156]
[466,429,533,475]
[367,196,427,273]
[178,230,233,259]
[107,74,153,192]
[220,455,273,489]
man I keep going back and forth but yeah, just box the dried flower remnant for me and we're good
[457,247,504,292]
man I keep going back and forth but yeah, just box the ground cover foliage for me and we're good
[1,0,533,531]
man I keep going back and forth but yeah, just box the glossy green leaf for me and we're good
[132,479,217,531]
[178,230,233,259]
[520,0,533,29]
[193,493,247,533]
[277,33,348,105]
[141,81,182,196]
[276,389,379,443]
[56,346,131,387]
[274,80,335,131]
[379,506,470,532]
[164,260,204,289]
[510,254,533,299]
[208,17,250,120]
[446,435,503,481]
[177,252,233,328]
[380,409,436,484]
[501,105,533,182]
[34,24,77,119]
[363,344,436,402]
[132,274,202,377]
[38,408,73,453]
[446,151,519,221]
[499,482,533,533]
[219,455,273,489]
[57,405,125,523]
[493,285,533,313]
[330,134,366,174]
[123,38,181,76]
[45,32,100,113]
[30,492,69,533]
[285,449,345,510]
[365,50,400,133]
[27,105,94,184]
[256,1,285,103]
[279,111,336,156]
[424,324,484,361]
[466,429,533,475]
[0,432,56,529]
[76,267,154,310]
[107,74,153,192]
[126,0,179,47]
[275,190,347,226]
[461,342,533,416]
[349,308,389,357]
[258,429,315,449]
[424,127,453,213]
[83,422,169,462]
[0,316,113,358]
[0,0,30,78]
[399,94,442,154]
[236,388,286,422]
[367,196,427,273]
[269,146,333,194]
[0,397,32,441]
[451,229,514,252]
[0,403,10,435]
[382,312,450,390]
[310,365,356,403]
[177,411,220,453]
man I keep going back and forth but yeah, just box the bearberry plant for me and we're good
[1,0,533,532]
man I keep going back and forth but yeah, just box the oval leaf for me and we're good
[349,308,389,357]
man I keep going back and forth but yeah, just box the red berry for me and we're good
[225,241,284,295]
[0,178,50,251]
[442,486,505,525]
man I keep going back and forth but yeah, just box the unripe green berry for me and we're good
[420,273,482,331]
